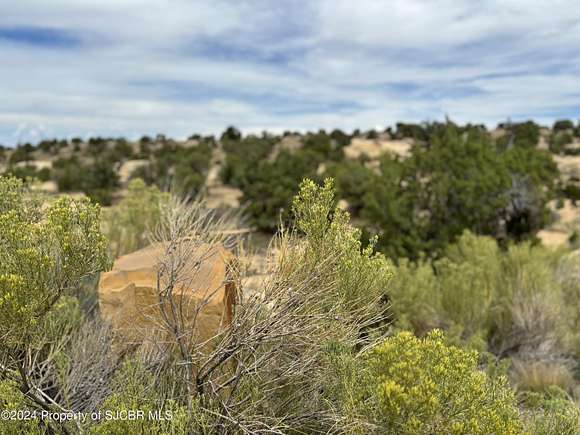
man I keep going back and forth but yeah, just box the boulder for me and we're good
[98,242,238,348]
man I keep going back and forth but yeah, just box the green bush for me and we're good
[3,165,51,182]
[387,231,580,365]
[111,139,134,160]
[329,129,351,148]
[497,121,540,149]
[361,123,558,259]
[102,178,169,258]
[220,135,275,188]
[0,176,109,433]
[325,160,375,212]
[292,178,392,318]
[8,144,35,164]
[89,360,192,435]
[345,330,522,434]
[549,132,573,154]
[562,183,580,203]
[132,141,212,198]
[553,119,574,132]
[0,378,46,434]
[395,122,428,141]
[222,132,351,230]
[0,176,108,346]
[241,150,322,231]
[53,157,120,205]
[303,131,341,160]
[220,125,241,142]
[521,390,580,435]
[362,125,510,259]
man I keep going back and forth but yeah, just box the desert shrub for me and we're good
[0,378,46,434]
[330,128,351,148]
[292,178,392,319]
[361,123,558,259]
[240,150,322,231]
[503,146,558,192]
[0,177,108,345]
[494,243,572,360]
[521,389,580,435]
[132,141,212,197]
[557,252,580,357]
[388,232,504,350]
[87,137,108,155]
[219,178,392,431]
[435,233,503,350]
[387,231,578,366]
[220,134,276,188]
[362,125,510,259]
[53,157,120,205]
[38,139,56,154]
[497,121,541,149]
[325,160,375,212]
[89,360,192,435]
[386,258,440,335]
[395,122,428,141]
[111,139,134,160]
[303,131,341,160]
[360,154,420,259]
[3,165,51,182]
[224,132,354,231]
[102,178,169,258]
[346,330,522,434]
[0,176,108,433]
[220,125,241,142]
[553,119,575,132]
[366,129,379,139]
[550,132,573,154]
[512,361,575,395]
[562,183,580,203]
[8,144,35,164]
[228,145,321,231]
[53,156,83,190]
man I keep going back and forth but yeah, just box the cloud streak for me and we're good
[1,0,580,145]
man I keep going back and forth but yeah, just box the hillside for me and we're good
[1,121,579,251]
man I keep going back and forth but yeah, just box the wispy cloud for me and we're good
[1,1,580,145]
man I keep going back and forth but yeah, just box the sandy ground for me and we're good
[539,199,580,248]
[204,142,243,209]
[343,138,412,160]
[118,159,148,184]
[14,159,53,170]
[268,134,303,162]
[554,154,580,182]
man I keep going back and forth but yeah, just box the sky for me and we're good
[1,0,580,146]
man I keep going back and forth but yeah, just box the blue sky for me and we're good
[1,0,580,146]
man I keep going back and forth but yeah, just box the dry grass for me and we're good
[513,360,575,394]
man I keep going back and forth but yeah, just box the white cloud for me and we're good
[1,0,580,145]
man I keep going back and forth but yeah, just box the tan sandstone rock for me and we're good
[98,242,238,348]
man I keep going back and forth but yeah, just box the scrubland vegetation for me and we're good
[1,119,580,433]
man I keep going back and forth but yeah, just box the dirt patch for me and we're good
[268,135,303,161]
[554,155,580,182]
[537,230,571,248]
[118,159,148,184]
[343,138,412,160]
